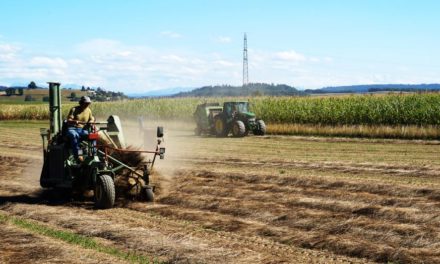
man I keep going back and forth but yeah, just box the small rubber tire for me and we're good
[95,174,115,209]
[144,188,154,202]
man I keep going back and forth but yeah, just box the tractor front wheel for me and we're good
[95,174,115,209]
[254,120,266,136]
[232,120,246,137]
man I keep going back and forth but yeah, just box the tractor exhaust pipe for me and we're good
[48,82,62,137]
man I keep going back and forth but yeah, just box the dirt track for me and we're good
[1,122,440,263]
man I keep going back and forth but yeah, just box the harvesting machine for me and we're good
[194,101,266,137]
[40,82,165,208]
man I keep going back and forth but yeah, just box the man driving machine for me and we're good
[67,96,95,162]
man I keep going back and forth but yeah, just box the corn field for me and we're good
[2,94,440,126]
[253,94,440,126]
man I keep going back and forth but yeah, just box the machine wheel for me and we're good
[214,116,228,137]
[95,174,115,209]
[232,120,246,137]
[194,126,202,136]
[254,120,266,136]
[143,187,154,202]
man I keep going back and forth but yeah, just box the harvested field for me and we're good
[1,120,440,263]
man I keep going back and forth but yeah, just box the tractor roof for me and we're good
[197,102,220,107]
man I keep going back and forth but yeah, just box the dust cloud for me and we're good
[117,118,195,198]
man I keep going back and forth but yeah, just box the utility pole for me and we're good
[243,33,249,87]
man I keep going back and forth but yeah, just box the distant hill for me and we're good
[172,83,305,97]
[0,88,88,104]
[305,84,440,94]
[128,87,194,97]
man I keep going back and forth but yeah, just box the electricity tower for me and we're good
[243,33,249,86]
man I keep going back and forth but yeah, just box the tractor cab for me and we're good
[224,101,249,116]
[223,101,256,121]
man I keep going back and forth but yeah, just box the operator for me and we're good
[66,96,95,162]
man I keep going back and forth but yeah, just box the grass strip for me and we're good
[0,212,161,264]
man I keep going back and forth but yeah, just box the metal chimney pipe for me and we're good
[48,82,62,137]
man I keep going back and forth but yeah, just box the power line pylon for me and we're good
[243,33,249,87]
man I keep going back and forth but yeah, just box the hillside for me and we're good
[0,88,88,104]
[172,83,305,97]
[305,83,440,94]
[0,87,127,104]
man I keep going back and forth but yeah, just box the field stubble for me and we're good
[0,120,440,263]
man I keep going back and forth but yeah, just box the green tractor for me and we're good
[40,82,165,209]
[194,101,266,137]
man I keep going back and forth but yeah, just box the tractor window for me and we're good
[225,104,232,115]
[236,102,249,113]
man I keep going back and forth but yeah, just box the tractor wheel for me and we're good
[95,174,115,209]
[254,120,266,136]
[194,126,202,136]
[244,127,250,136]
[143,187,154,202]
[232,120,246,137]
[214,117,228,137]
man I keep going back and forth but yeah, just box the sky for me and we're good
[0,0,439,92]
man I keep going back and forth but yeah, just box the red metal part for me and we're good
[88,133,99,140]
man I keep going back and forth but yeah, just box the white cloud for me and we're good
[1,37,437,91]
[160,31,182,39]
[69,58,83,65]
[214,60,237,67]
[0,43,20,62]
[0,44,19,53]
[275,50,306,62]
[30,57,68,68]
[217,36,232,43]
[76,39,122,54]
[161,54,186,63]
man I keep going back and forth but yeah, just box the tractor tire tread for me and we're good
[95,174,115,209]
[232,120,246,137]
[254,120,266,136]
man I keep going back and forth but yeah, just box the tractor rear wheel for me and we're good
[95,174,115,209]
[254,120,266,136]
[232,120,246,137]
[214,116,228,137]
[194,126,202,136]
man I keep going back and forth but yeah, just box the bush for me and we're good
[24,95,35,102]
[42,96,50,102]
[5,88,15,96]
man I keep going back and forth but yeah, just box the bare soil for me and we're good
[1,121,440,263]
